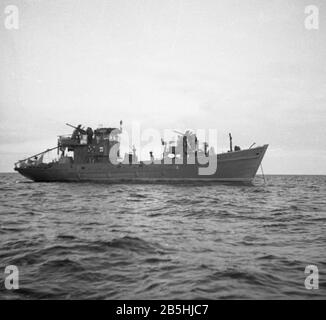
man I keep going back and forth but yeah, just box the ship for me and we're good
[14,122,268,183]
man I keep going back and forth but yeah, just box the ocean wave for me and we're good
[0,173,325,299]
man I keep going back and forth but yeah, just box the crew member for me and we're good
[72,124,82,140]
[86,127,93,144]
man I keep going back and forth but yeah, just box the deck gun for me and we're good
[66,123,87,135]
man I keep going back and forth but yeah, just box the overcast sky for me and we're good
[1,0,325,173]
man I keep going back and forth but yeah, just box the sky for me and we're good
[1,0,325,173]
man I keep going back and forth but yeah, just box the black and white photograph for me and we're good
[0,0,325,304]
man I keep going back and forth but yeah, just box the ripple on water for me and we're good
[0,173,326,299]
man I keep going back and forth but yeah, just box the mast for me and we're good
[229,133,233,152]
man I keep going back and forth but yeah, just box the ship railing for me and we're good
[14,146,59,169]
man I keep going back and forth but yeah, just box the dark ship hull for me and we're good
[15,145,268,183]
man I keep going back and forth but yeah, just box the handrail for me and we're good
[249,142,256,149]
[15,146,59,165]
